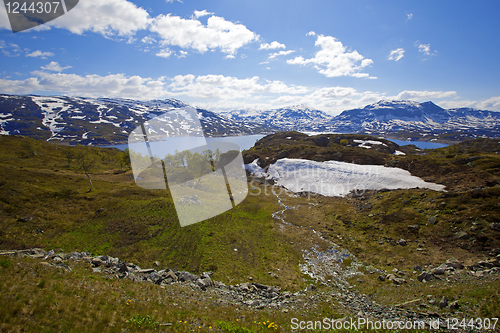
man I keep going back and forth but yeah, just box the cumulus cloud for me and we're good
[287,34,374,78]
[388,48,404,61]
[26,50,55,59]
[156,49,173,58]
[268,50,294,59]
[259,41,286,50]
[41,61,72,72]
[306,31,316,36]
[194,10,214,18]
[46,0,151,36]
[406,13,413,21]
[150,14,259,54]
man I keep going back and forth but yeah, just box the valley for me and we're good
[1,133,500,332]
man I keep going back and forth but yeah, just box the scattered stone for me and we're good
[378,275,385,282]
[17,216,33,222]
[396,239,407,246]
[455,231,470,240]
[439,296,448,309]
[445,258,463,270]
[408,225,420,233]
[490,223,500,231]
[427,216,437,225]
[449,300,460,310]
[153,261,160,267]
[417,272,435,282]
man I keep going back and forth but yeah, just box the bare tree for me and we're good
[76,148,96,193]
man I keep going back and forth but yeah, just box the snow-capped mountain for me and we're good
[224,105,332,132]
[329,100,500,137]
[0,95,264,145]
[226,100,500,139]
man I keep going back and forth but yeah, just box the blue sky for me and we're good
[0,0,499,115]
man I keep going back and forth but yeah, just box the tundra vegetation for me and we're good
[0,133,500,332]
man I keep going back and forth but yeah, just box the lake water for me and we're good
[103,133,447,154]
[385,139,448,149]
[104,134,265,156]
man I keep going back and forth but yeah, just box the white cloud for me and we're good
[156,49,172,58]
[406,13,413,21]
[307,31,316,36]
[26,50,55,59]
[177,50,188,58]
[416,42,436,57]
[150,14,259,54]
[194,10,214,18]
[41,61,72,72]
[388,48,404,61]
[393,90,457,100]
[46,0,151,36]
[225,54,235,59]
[0,40,22,57]
[259,41,286,50]
[268,50,294,59]
[141,36,156,44]
[287,34,374,78]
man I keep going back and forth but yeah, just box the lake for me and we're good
[103,133,447,154]
[104,134,266,156]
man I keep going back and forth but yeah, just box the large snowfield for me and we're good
[246,158,445,197]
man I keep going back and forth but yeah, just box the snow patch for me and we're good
[246,158,444,197]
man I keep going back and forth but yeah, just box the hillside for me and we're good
[1,134,500,331]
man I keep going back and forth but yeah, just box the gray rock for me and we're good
[417,272,435,282]
[178,271,198,282]
[439,296,448,309]
[147,272,163,284]
[427,216,437,225]
[378,275,386,281]
[449,300,460,310]
[490,223,500,231]
[396,239,407,246]
[117,262,128,274]
[408,225,420,233]
[445,258,463,270]
[455,231,470,240]
[430,264,448,275]
[136,268,156,274]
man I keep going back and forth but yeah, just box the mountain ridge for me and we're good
[0,94,499,145]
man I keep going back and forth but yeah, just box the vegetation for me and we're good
[0,133,499,331]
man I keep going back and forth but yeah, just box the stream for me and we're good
[270,187,371,290]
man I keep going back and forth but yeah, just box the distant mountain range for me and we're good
[225,100,500,140]
[0,94,499,145]
[0,95,265,145]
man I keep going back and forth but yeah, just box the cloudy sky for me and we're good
[1,0,499,114]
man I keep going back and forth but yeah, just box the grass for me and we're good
[0,134,500,331]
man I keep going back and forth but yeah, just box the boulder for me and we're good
[178,271,198,282]
[417,272,435,282]
[445,258,463,270]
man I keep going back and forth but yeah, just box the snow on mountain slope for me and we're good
[0,95,263,145]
